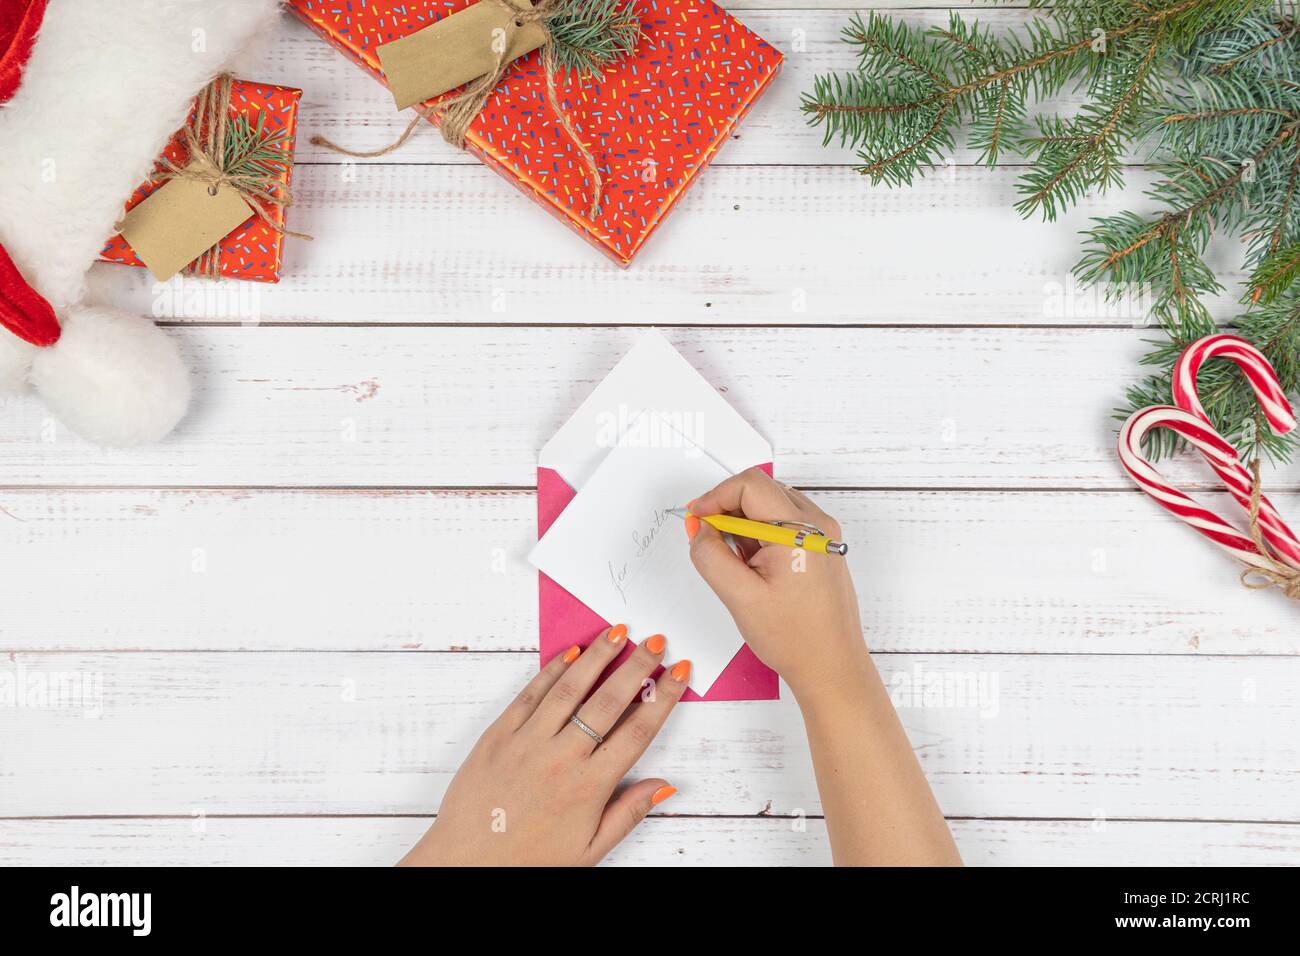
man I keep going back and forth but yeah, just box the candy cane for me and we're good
[1118,405,1277,570]
[1174,333,1298,434]
[1171,334,1300,568]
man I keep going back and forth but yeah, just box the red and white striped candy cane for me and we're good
[1174,333,1298,433]
[1118,405,1277,571]
[1171,333,1300,568]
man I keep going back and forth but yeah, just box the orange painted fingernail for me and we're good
[684,514,700,541]
[651,784,677,806]
[607,623,628,643]
[562,645,581,664]
[670,660,692,682]
[644,634,666,654]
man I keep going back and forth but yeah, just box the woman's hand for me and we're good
[685,467,869,701]
[685,467,961,865]
[400,627,690,867]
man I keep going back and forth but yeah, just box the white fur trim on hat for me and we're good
[0,327,37,394]
[30,305,191,446]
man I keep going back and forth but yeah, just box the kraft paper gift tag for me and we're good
[376,0,547,109]
[116,170,254,282]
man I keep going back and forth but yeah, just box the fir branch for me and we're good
[1082,126,1296,283]
[1266,140,1300,253]
[802,0,1250,216]
[548,0,642,78]
[1251,241,1300,303]
[1211,14,1298,70]
[807,1,1300,463]
[979,79,1014,164]
[1017,27,1165,219]
[221,111,292,179]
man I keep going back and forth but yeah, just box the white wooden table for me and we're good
[2,3,1298,866]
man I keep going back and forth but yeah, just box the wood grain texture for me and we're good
[2,488,1298,655]
[87,163,1244,325]
[3,0,1291,867]
[1,652,1296,820]
[6,326,1294,489]
[0,817,1294,867]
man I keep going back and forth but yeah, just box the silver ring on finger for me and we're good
[569,713,603,744]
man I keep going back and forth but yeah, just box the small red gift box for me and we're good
[100,79,303,284]
[288,0,781,265]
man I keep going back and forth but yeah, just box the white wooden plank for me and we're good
[7,326,1288,488]
[0,816,1294,866]
[270,9,1073,168]
[3,488,1298,655]
[1,652,1296,820]
[89,164,1240,324]
[949,819,1300,867]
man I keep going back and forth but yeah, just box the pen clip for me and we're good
[770,519,825,546]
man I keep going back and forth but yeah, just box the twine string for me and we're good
[1239,458,1300,599]
[309,0,604,218]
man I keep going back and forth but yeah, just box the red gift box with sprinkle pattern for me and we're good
[288,0,781,265]
[100,79,303,283]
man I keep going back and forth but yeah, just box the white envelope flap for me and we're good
[538,329,773,490]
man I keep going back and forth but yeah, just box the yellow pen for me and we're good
[667,508,848,556]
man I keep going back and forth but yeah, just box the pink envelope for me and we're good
[536,332,779,701]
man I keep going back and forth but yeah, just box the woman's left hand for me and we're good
[399,625,690,866]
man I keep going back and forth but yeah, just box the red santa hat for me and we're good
[0,0,56,348]
[0,0,280,445]
[0,0,46,107]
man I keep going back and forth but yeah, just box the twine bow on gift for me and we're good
[1241,460,1300,599]
[140,73,311,278]
[311,0,606,218]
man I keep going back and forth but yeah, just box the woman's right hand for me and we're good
[686,468,962,865]
[684,467,869,700]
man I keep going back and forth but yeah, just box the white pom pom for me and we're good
[30,306,191,446]
[0,332,36,395]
